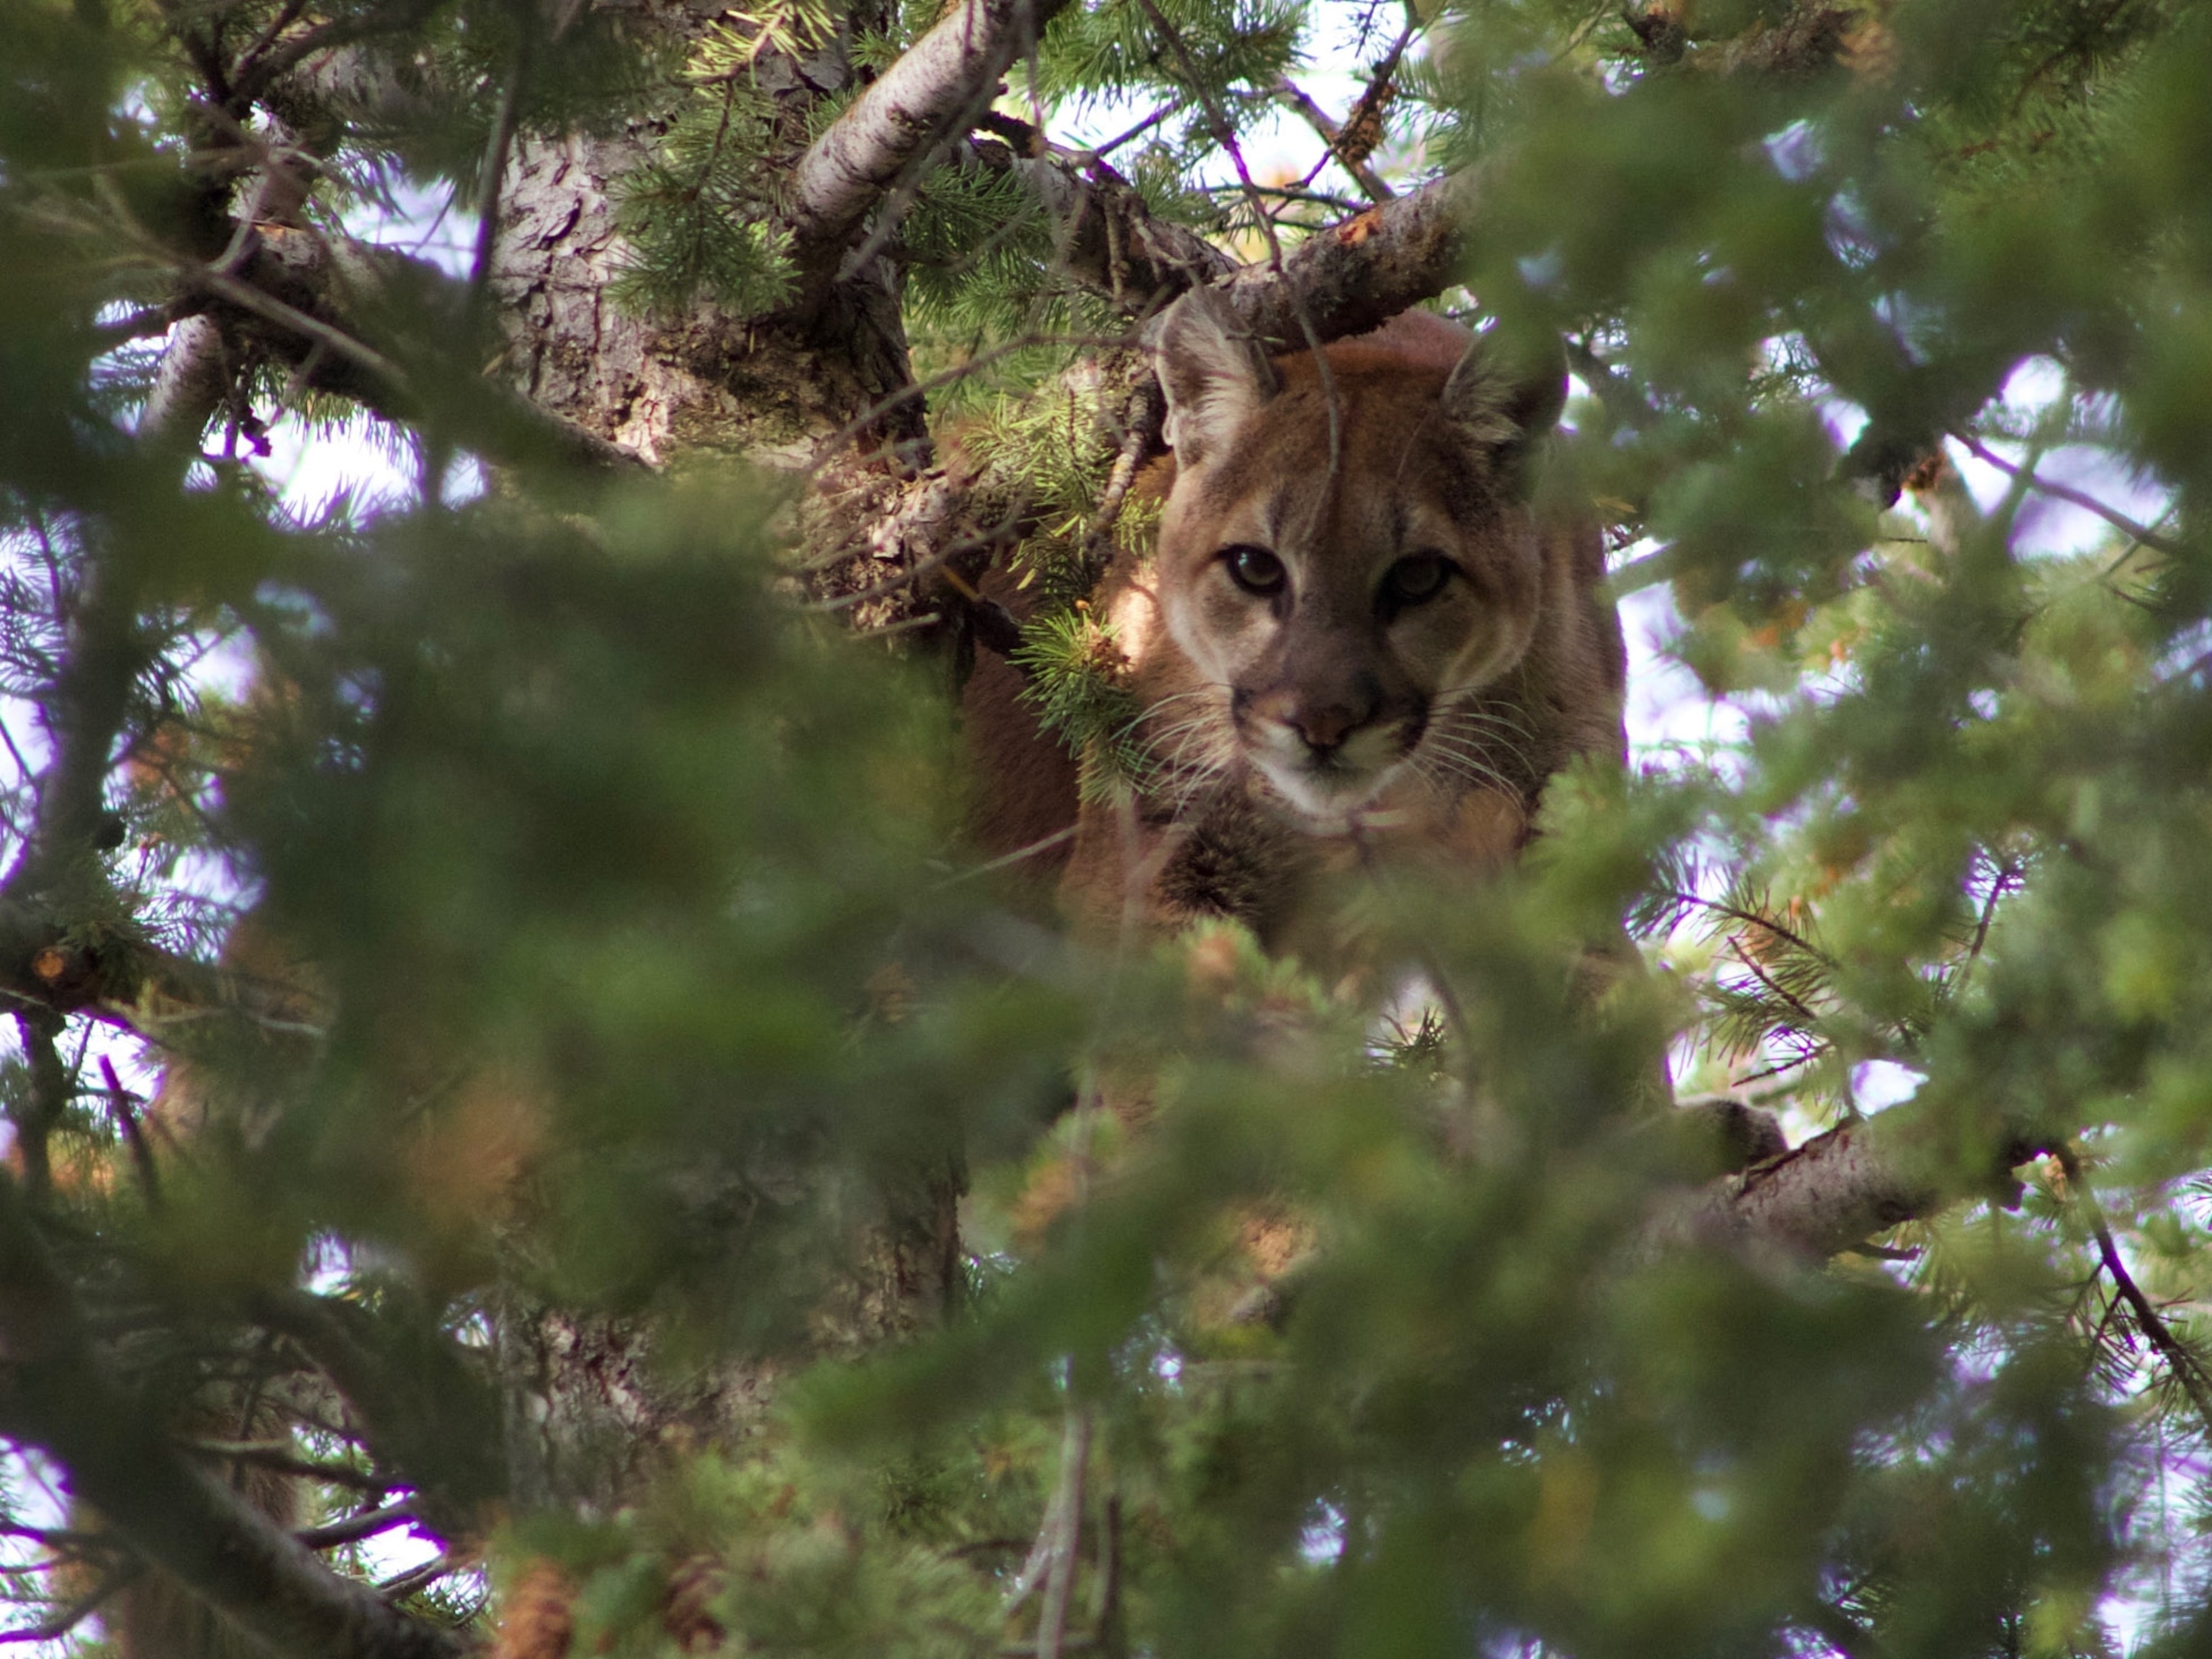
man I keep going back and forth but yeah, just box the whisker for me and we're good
[1431,704,1534,745]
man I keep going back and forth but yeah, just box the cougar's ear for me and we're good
[1148,286,1281,467]
[1440,328,1569,487]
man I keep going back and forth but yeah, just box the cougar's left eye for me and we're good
[1223,544,1287,597]
[1382,552,1453,608]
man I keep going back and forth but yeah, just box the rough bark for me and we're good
[1654,1105,2038,1259]
[480,0,995,1506]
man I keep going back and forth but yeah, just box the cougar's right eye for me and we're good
[1222,544,1286,597]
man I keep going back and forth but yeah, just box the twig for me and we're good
[377,1553,457,1600]
[1673,890,1832,961]
[1952,433,2181,557]
[801,331,1133,484]
[1076,381,1164,578]
[230,12,400,106]
[98,1054,162,1205]
[1033,1408,1092,1659]
[297,1500,418,1551]
[1268,73,1395,202]
[2056,1145,2212,1434]
[0,480,152,901]
[1800,1594,1891,1659]
[90,305,179,350]
[809,504,1029,611]
[182,1441,387,1492]
[230,0,310,91]
[1133,0,1343,481]
[1202,180,1370,212]
[467,21,529,313]
[1089,1490,1123,1657]
[1080,102,1184,160]
[0,1560,143,1644]
[937,826,1079,885]
[1725,938,1824,1033]
[0,1172,466,1659]
[195,265,407,391]
[1948,853,2022,1002]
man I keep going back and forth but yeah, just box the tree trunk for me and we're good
[483,0,956,1508]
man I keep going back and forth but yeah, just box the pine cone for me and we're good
[492,1559,576,1659]
[1334,80,1395,170]
[662,1552,729,1653]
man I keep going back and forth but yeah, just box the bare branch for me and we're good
[1033,1407,1090,1659]
[1269,76,1395,202]
[0,1560,143,1645]
[2056,1145,2212,1434]
[297,1502,418,1552]
[970,138,1235,315]
[1952,433,2182,557]
[98,1053,162,1205]
[245,1288,506,1542]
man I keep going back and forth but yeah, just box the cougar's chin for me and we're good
[1251,753,1405,829]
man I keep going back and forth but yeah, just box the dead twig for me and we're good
[2056,1144,2212,1434]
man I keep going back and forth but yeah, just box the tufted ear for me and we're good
[1439,327,1569,485]
[1148,286,1282,467]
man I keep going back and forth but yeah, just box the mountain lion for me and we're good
[1012,289,1629,951]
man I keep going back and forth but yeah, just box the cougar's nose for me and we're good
[1289,694,1377,756]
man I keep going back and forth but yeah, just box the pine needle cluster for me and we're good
[1010,601,1146,796]
[608,19,806,317]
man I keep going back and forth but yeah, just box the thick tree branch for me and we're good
[0,1172,466,1659]
[0,505,150,904]
[7,1012,68,1206]
[94,183,637,477]
[1206,168,1483,351]
[0,891,308,1037]
[1657,1105,2039,1259]
[784,0,1073,292]
[140,315,236,450]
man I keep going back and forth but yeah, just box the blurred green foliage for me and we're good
[7,0,2212,1653]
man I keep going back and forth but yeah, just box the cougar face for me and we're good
[1146,294,1565,830]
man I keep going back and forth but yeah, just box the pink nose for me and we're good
[1288,703,1366,753]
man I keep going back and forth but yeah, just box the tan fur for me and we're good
[1055,296,1626,954]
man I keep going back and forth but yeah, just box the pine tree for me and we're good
[4,0,2212,1653]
